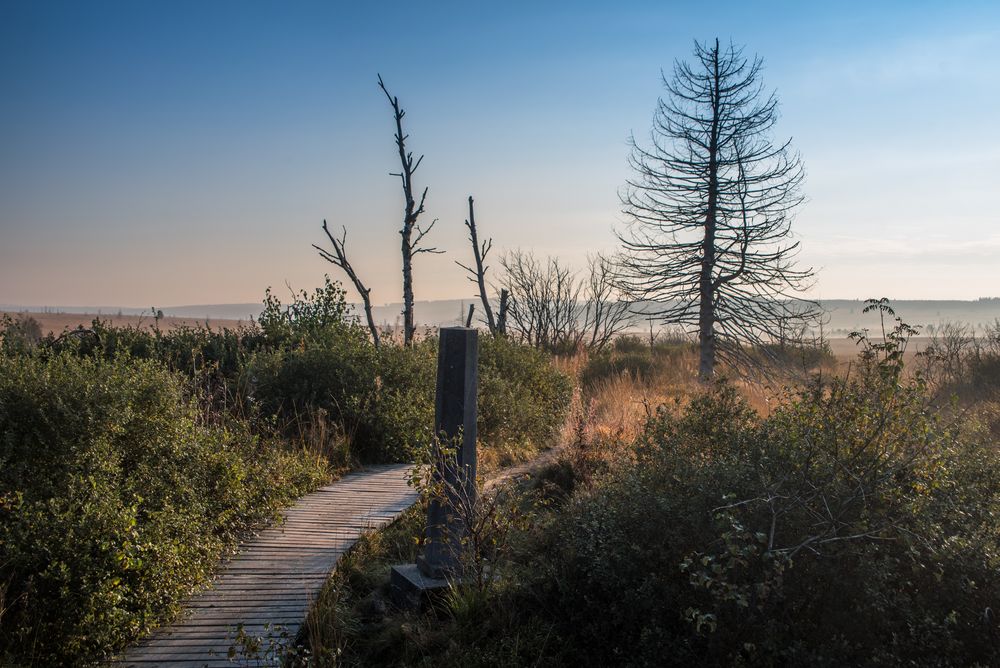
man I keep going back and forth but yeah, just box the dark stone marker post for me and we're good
[391,327,478,601]
[419,326,478,577]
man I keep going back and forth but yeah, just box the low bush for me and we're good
[915,320,1000,401]
[0,353,326,664]
[970,354,1000,396]
[250,336,436,464]
[532,315,1000,666]
[750,339,835,371]
[254,334,573,467]
[0,314,42,356]
[611,334,650,355]
[581,349,657,388]
[957,321,1000,398]
[581,336,695,390]
[478,336,574,459]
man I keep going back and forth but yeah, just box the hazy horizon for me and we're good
[2,1,999,306]
[7,298,1000,342]
[5,296,1000,313]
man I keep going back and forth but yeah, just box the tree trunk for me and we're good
[497,288,509,336]
[465,197,496,333]
[402,231,415,344]
[698,208,717,379]
[698,39,722,380]
[314,221,381,349]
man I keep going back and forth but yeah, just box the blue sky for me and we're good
[1,0,998,306]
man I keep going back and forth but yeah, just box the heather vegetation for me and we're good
[0,354,324,665]
[580,333,698,390]
[0,279,571,665]
[296,301,1000,668]
[920,319,1000,401]
[5,286,996,667]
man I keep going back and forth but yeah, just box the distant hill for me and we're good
[4,298,999,337]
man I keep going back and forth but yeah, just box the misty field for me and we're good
[0,311,247,337]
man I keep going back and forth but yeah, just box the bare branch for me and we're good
[455,196,498,333]
[313,220,381,348]
[618,38,819,378]
[379,73,433,346]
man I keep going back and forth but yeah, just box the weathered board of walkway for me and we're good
[112,464,417,667]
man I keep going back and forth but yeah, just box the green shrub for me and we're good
[0,353,325,664]
[530,317,1000,666]
[371,341,438,460]
[250,336,436,464]
[612,334,649,355]
[256,278,359,350]
[478,335,573,454]
[581,336,694,389]
[970,354,1000,396]
[95,320,258,379]
[0,314,42,356]
[960,321,1000,398]
[28,278,352,385]
[751,340,835,370]
[251,334,572,466]
[580,349,656,388]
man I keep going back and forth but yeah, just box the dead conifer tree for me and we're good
[456,196,498,334]
[619,38,818,378]
[378,74,440,346]
[313,221,381,348]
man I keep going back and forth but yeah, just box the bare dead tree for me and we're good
[550,262,580,348]
[500,250,582,350]
[312,221,381,348]
[499,250,634,352]
[500,250,549,348]
[582,253,634,352]
[456,196,498,333]
[378,74,441,346]
[618,39,818,379]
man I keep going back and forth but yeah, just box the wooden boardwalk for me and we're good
[113,464,418,667]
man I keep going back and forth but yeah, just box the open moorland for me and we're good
[5,295,1000,666]
[0,311,247,336]
[3,8,999,666]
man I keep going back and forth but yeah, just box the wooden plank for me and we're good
[112,661,249,668]
[133,628,280,642]
[111,464,417,666]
